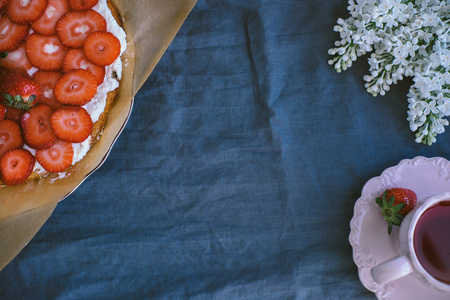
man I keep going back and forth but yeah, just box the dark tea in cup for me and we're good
[413,201,450,284]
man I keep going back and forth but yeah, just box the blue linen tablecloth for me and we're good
[1,0,449,299]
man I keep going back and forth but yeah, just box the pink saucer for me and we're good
[349,156,450,300]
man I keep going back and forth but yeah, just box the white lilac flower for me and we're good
[422,12,439,27]
[391,0,408,15]
[378,0,392,15]
[329,0,450,144]
[420,99,439,115]
[429,52,441,68]
[384,15,398,28]
[442,71,450,84]
[405,41,419,57]
[423,75,442,92]
[438,95,450,115]
[440,49,450,67]
[362,29,380,44]
[347,0,359,16]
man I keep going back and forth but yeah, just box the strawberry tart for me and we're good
[0,0,127,186]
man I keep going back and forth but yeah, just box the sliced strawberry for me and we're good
[0,103,6,120]
[31,0,70,36]
[51,106,92,143]
[6,0,48,24]
[54,69,97,105]
[0,14,30,52]
[63,48,105,85]
[36,139,73,173]
[0,42,33,71]
[25,33,68,71]
[0,148,35,186]
[0,0,9,11]
[68,0,98,11]
[56,10,106,48]
[84,31,121,67]
[32,70,63,110]
[0,119,24,157]
[22,104,57,150]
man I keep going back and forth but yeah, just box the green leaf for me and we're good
[2,93,32,111]
[0,52,7,58]
[382,190,388,206]
[3,93,14,104]
[392,202,406,213]
[28,95,37,105]
[375,197,382,208]
[388,195,395,207]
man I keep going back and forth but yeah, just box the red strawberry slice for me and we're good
[63,48,105,85]
[0,42,33,71]
[22,104,57,150]
[36,139,73,173]
[68,0,98,11]
[84,31,121,66]
[25,33,68,71]
[31,0,70,36]
[0,148,35,186]
[51,106,92,143]
[0,14,30,52]
[0,0,9,11]
[32,70,63,110]
[0,119,24,157]
[6,0,48,24]
[54,69,97,105]
[56,10,106,48]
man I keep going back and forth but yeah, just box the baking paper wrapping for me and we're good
[0,0,197,271]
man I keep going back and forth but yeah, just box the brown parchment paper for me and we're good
[0,0,197,271]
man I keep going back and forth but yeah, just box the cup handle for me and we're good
[371,255,413,284]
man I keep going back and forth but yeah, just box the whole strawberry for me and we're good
[375,188,417,235]
[0,69,41,111]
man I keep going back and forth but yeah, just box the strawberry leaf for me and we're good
[2,93,33,111]
[392,202,406,213]
[388,195,395,207]
[375,189,408,235]
[387,222,393,235]
[28,95,37,105]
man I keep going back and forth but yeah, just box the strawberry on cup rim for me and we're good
[375,188,418,235]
